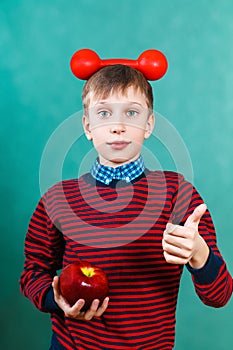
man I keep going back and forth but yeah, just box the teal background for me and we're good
[1,0,233,349]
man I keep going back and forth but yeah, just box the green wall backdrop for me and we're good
[1,1,233,349]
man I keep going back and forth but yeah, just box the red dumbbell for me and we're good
[70,49,168,81]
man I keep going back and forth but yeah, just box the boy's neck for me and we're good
[98,154,141,169]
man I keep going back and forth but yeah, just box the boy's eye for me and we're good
[98,110,111,118]
[127,110,138,117]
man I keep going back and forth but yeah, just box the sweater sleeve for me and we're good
[19,193,65,312]
[171,175,233,307]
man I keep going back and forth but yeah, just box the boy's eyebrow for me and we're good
[92,101,145,107]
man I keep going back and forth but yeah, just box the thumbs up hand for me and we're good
[162,204,210,268]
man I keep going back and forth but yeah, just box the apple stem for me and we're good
[81,267,95,278]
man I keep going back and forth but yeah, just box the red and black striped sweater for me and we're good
[20,170,232,349]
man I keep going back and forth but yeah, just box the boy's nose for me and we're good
[110,121,126,134]
[110,123,125,134]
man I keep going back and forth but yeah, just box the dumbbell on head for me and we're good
[70,49,168,81]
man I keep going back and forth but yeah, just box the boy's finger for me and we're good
[83,299,100,320]
[52,275,58,285]
[95,297,109,317]
[165,223,178,233]
[72,299,85,312]
[52,276,62,303]
[184,203,207,228]
[165,223,187,238]
[64,299,85,318]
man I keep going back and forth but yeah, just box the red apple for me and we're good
[59,260,109,311]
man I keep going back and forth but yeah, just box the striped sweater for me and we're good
[20,170,232,349]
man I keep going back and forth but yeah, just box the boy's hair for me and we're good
[82,64,153,112]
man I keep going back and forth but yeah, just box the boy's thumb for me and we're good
[184,203,207,228]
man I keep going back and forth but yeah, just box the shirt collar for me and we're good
[90,156,145,185]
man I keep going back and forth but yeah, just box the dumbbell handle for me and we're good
[70,49,168,81]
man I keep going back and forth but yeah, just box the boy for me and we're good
[20,64,232,349]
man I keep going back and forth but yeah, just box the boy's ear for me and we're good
[144,113,155,139]
[82,115,92,141]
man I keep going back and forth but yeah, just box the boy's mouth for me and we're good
[107,141,131,150]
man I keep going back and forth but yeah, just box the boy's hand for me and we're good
[162,203,210,268]
[52,276,109,320]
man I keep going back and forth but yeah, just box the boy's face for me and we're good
[83,86,154,167]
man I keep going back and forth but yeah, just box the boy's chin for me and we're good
[103,158,132,167]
